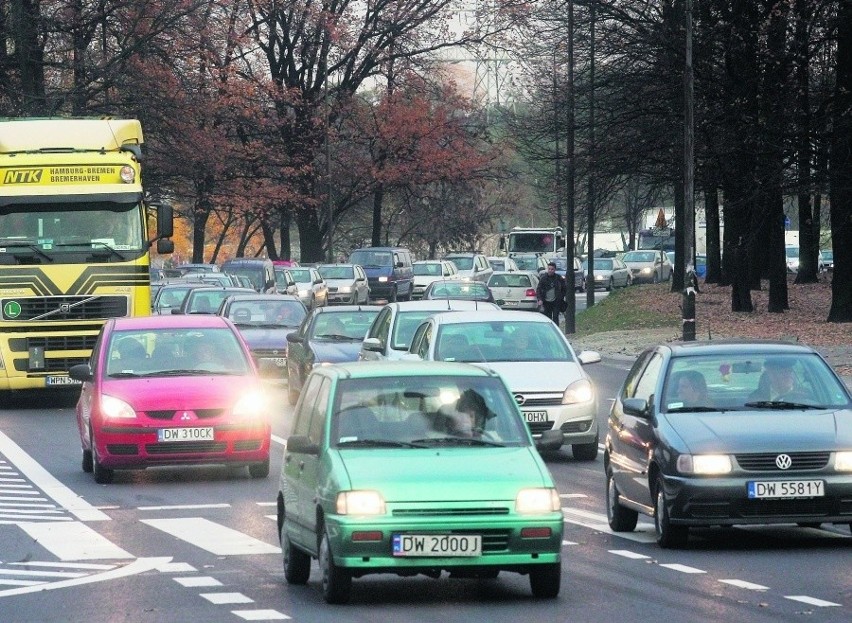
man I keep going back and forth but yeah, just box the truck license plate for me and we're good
[45,376,81,386]
[392,534,481,557]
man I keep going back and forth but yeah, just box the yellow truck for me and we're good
[0,118,173,392]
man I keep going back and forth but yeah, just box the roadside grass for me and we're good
[574,285,680,336]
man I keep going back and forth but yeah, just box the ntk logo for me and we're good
[3,169,43,184]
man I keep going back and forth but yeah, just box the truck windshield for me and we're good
[508,232,560,254]
[0,201,144,253]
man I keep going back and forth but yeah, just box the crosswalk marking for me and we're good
[201,592,254,604]
[233,610,290,621]
[17,521,134,561]
[142,518,280,556]
[660,563,706,574]
[785,595,841,607]
[174,576,222,587]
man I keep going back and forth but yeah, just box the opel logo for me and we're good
[775,454,792,470]
[514,394,526,406]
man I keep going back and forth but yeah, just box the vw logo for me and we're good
[775,454,792,470]
[514,394,526,406]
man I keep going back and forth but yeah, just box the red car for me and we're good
[70,315,272,484]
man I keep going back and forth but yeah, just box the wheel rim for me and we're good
[320,536,331,593]
[606,475,616,522]
[654,488,665,537]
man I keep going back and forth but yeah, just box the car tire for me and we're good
[529,563,561,598]
[288,387,299,406]
[606,278,613,292]
[81,448,93,473]
[389,287,397,303]
[606,467,638,532]
[572,440,598,461]
[320,529,352,604]
[91,429,114,485]
[654,475,688,548]
[652,272,659,284]
[281,522,311,585]
[249,458,270,479]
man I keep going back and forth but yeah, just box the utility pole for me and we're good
[565,0,576,334]
[684,0,695,270]
[586,2,596,311]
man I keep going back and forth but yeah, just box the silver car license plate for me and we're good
[392,534,481,557]
[747,480,824,499]
[523,411,549,422]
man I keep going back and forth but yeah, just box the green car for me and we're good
[277,361,565,603]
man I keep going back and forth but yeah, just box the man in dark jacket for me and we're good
[536,261,567,325]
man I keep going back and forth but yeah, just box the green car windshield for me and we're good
[331,375,531,448]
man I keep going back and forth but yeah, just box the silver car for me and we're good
[582,257,632,290]
[487,271,540,311]
[443,253,493,283]
[287,266,329,309]
[359,299,500,361]
[487,256,520,272]
[622,249,672,284]
[406,310,602,459]
[317,263,370,304]
[412,260,458,299]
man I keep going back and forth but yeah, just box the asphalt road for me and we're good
[0,363,848,623]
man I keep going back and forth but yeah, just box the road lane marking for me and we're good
[659,563,706,574]
[609,550,651,560]
[156,562,196,573]
[0,568,88,578]
[201,592,254,604]
[272,434,287,446]
[0,579,43,586]
[0,432,110,521]
[233,610,290,621]
[719,579,769,590]
[174,576,222,587]
[784,596,841,607]
[0,557,169,598]
[562,507,657,543]
[9,561,115,570]
[17,521,134,560]
[559,493,587,499]
[137,503,231,511]
[142,518,281,556]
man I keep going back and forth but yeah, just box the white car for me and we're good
[443,253,493,283]
[317,263,370,304]
[411,260,458,299]
[286,266,329,309]
[405,310,602,459]
[359,299,500,362]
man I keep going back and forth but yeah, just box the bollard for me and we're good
[682,278,696,342]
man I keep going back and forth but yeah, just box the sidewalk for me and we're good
[570,327,852,389]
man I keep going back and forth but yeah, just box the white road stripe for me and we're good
[562,507,658,543]
[0,489,40,495]
[719,579,769,590]
[659,563,706,574]
[256,502,276,507]
[0,579,44,587]
[0,568,87,578]
[0,514,73,522]
[0,496,47,502]
[17,522,134,561]
[142,518,281,556]
[201,592,254,604]
[9,561,114,570]
[784,595,841,607]
[609,550,651,560]
[0,502,57,508]
[0,507,63,514]
[233,610,290,621]
[137,504,230,511]
[174,576,222,587]
[156,562,196,573]
[0,478,26,483]
[559,494,587,499]
[0,484,33,489]
[0,432,110,521]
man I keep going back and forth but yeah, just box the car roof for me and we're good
[110,314,233,331]
[309,305,383,314]
[427,310,551,325]
[664,340,818,358]
[386,300,499,312]
[413,259,443,264]
[223,294,302,303]
[313,360,500,380]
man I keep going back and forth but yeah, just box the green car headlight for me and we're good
[515,488,561,513]
[336,490,386,515]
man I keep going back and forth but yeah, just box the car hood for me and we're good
[336,447,550,501]
[665,408,852,453]
[100,376,259,412]
[237,327,296,350]
[308,339,364,363]
[470,361,584,392]
[324,278,356,288]
[625,261,654,269]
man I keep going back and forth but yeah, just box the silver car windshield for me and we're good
[436,321,574,363]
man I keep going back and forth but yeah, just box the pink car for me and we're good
[70,314,272,483]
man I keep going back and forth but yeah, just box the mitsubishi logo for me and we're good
[180,411,192,421]
[514,394,526,406]
[775,454,792,470]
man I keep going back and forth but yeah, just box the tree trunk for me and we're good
[703,185,721,284]
[192,201,210,263]
[14,0,47,114]
[828,0,852,322]
[371,183,384,247]
[279,207,292,260]
[296,208,325,263]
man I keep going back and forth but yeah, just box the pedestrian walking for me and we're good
[536,261,567,325]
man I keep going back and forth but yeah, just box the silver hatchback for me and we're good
[487,271,540,311]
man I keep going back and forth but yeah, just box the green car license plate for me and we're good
[392,534,481,557]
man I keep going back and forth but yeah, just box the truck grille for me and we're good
[1,296,128,321]
[9,335,98,352]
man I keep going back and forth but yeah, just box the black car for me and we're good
[605,340,852,548]
[285,305,382,405]
[420,279,495,303]
[218,293,307,380]
[175,286,255,314]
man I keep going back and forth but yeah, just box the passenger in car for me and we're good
[671,370,708,407]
